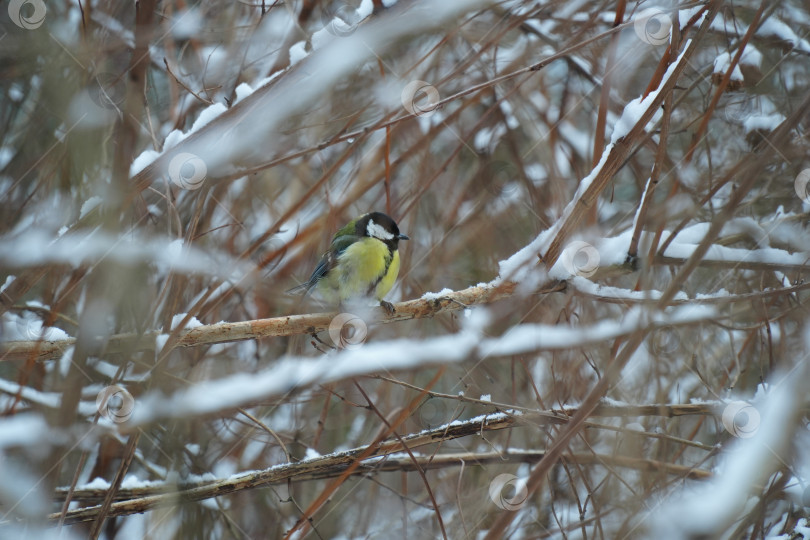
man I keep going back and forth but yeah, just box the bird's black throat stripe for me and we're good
[366,247,394,296]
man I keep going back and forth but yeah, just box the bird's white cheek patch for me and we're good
[366,220,395,241]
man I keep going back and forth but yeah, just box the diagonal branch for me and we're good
[50,403,720,525]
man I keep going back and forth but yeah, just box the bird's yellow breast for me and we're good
[316,238,401,303]
[373,248,400,301]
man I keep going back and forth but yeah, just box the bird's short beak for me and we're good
[398,233,409,241]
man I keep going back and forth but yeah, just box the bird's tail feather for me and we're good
[285,282,312,296]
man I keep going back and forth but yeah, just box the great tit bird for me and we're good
[289,212,409,313]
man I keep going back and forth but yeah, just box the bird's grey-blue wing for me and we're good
[287,234,360,295]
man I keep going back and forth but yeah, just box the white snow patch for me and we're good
[59,346,74,377]
[654,364,806,538]
[739,46,762,68]
[611,44,691,143]
[289,41,308,65]
[234,82,254,104]
[130,149,160,176]
[83,477,111,489]
[171,9,203,40]
[0,275,14,294]
[757,18,810,53]
[189,102,228,135]
[155,334,170,353]
[421,288,454,300]
[713,52,743,81]
[0,147,14,169]
[743,113,785,134]
[79,196,102,219]
[163,129,187,151]
[170,313,203,331]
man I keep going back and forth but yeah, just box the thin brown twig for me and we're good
[284,367,448,539]
[353,381,448,540]
[163,57,214,105]
[50,403,723,524]
[483,5,725,537]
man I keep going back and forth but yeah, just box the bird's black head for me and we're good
[356,212,409,249]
